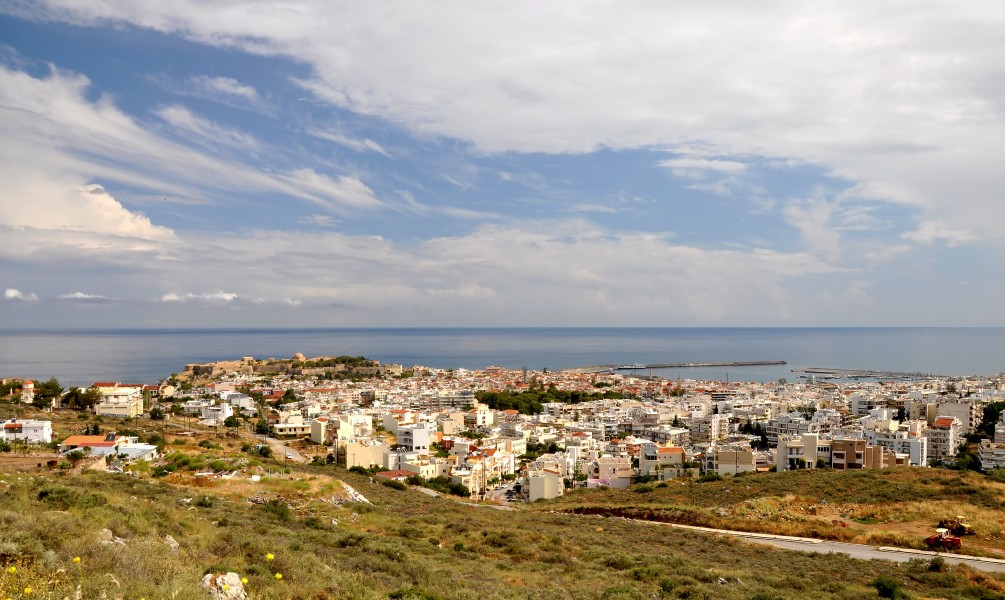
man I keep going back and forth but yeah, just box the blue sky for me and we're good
[2,1,1004,327]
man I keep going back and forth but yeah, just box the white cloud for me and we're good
[659,158,747,177]
[565,204,618,214]
[298,214,340,227]
[16,1,1002,242]
[783,199,841,260]
[901,220,972,247]
[306,128,390,156]
[57,291,114,302]
[161,291,239,304]
[281,169,383,211]
[189,75,258,101]
[4,288,38,302]
[154,104,261,152]
[0,64,386,223]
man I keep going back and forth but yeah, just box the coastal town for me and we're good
[4,353,1005,503]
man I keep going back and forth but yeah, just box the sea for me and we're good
[1,327,1004,388]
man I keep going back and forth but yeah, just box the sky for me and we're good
[1,1,1004,328]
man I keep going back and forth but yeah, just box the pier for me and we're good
[791,367,940,380]
[566,360,786,375]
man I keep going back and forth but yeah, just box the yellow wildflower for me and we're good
[22,588,32,596]
[265,552,275,561]
[274,573,283,580]
[241,577,249,585]
[72,556,81,564]
[6,566,15,574]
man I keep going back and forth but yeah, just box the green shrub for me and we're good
[871,575,906,599]
[381,480,408,491]
[260,498,291,521]
[36,486,107,510]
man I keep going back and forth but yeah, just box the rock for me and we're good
[97,528,126,546]
[164,535,180,551]
[200,572,248,600]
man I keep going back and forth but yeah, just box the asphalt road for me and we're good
[654,521,1005,573]
[264,437,306,463]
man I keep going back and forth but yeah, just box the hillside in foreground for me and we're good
[3,464,1005,600]
[541,467,1005,558]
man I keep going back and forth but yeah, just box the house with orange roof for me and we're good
[639,443,687,479]
[60,432,130,453]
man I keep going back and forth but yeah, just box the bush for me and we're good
[36,486,107,510]
[928,556,946,572]
[697,472,722,483]
[871,575,906,599]
[260,498,291,521]
[152,464,175,478]
[382,480,408,491]
[349,466,371,476]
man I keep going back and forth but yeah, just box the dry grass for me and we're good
[543,468,1005,557]
[3,467,1005,599]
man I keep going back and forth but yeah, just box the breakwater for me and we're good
[566,360,787,374]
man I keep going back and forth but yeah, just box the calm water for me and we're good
[1,328,1003,387]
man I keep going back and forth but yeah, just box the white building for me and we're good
[94,383,144,418]
[936,399,982,435]
[0,419,52,444]
[398,423,432,452]
[924,416,962,464]
[765,414,820,446]
[525,468,564,501]
[864,424,928,466]
[978,440,1005,472]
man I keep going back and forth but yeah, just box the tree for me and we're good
[149,406,166,421]
[0,379,23,401]
[223,415,240,428]
[255,418,271,436]
[63,386,101,410]
[32,377,63,409]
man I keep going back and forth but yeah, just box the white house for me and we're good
[0,419,52,444]
[93,383,144,418]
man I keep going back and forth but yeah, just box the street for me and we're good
[648,521,1005,573]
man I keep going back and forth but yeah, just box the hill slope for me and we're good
[3,467,1005,599]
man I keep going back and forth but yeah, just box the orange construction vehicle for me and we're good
[924,528,962,551]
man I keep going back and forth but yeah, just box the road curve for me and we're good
[641,520,1005,573]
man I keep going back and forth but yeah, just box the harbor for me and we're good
[566,360,787,375]
[791,367,942,381]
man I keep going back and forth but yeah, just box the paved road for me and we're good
[651,521,1005,573]
[263,437,306,463]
